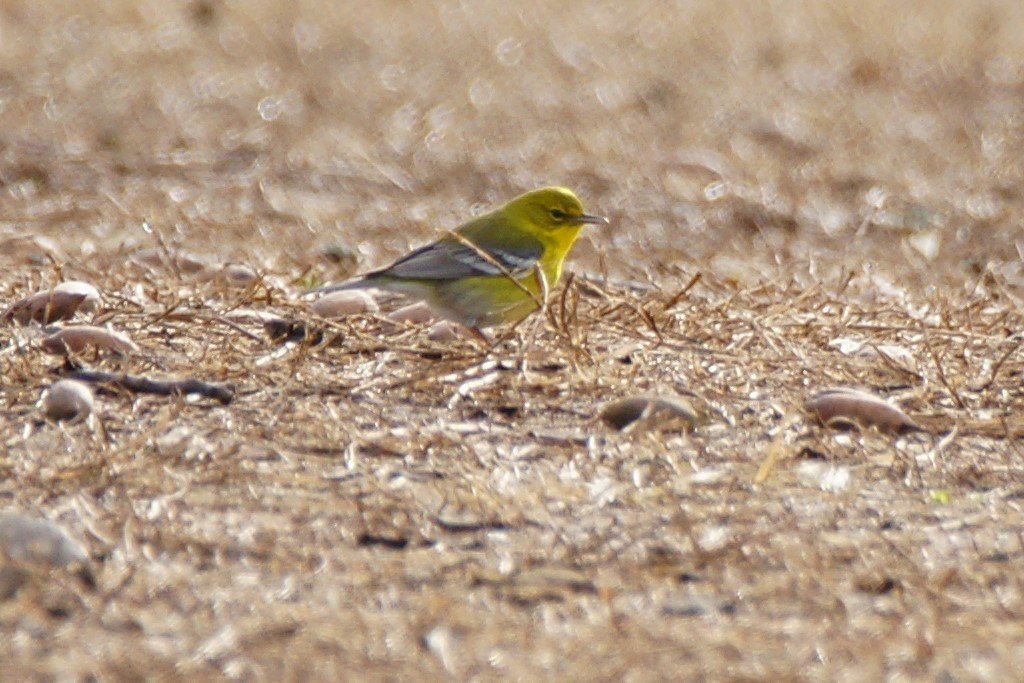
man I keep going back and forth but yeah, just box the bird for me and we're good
[310,187,608,336]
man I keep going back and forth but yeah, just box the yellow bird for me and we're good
[312,187,608,334]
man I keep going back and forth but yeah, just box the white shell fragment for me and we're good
[797,461,852,493]
[3,281,101,324]
[155,426,194,458]
[220,308,288,326]
[311,290,380,318]
[40,325,140,356]
[40,379,95,422]
[827,337,919,373]
[907,230,941,261]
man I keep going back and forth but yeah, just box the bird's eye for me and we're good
[550,209,567,221]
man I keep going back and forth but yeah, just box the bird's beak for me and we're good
[573,213,610,226]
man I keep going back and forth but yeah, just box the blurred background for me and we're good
[3,0,1024,289]
[5,5,1024,679]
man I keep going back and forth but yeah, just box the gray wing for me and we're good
[373,235,543,282]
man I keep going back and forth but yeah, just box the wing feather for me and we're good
[371,233,543,281]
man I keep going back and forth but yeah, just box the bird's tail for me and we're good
[306,277,369,296]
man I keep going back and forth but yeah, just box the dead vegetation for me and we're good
[2,1,1024,680]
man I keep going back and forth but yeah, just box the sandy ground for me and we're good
[2,1,1024,680]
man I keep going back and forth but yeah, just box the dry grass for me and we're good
[3,1,1024,680]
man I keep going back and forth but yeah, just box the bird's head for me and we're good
[504,187,609,235]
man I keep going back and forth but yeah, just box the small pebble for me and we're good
[0,513,89,568]
[0,513,94,595]
[40,379,94,422]
[312,290,379,318]
[53,281,100,312]
[132,248,207,274]
[388,301,435,324]
[600,394,707,432]
[221,263,258,286]
[805,387,922,434]
[3,280,100,324]
[427,320,463,342]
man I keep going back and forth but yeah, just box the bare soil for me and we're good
[2,1,1024,680]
